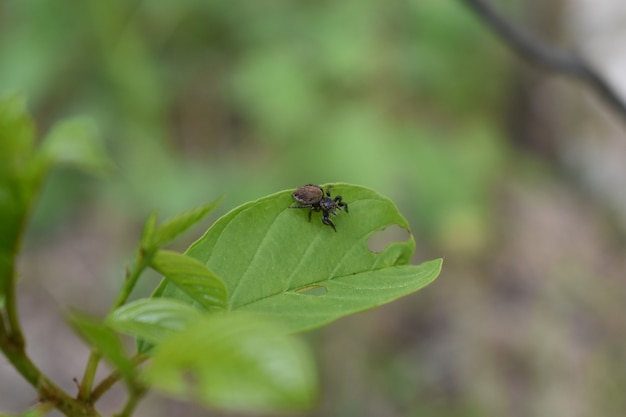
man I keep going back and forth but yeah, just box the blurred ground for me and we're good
[1,0,626,416]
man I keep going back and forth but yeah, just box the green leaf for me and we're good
[20,410,42,417]
[150,250,227,312]
[148,198,223,249]
[0,253,13,300]
[144,313,317,413]
[0,411,38,417]
[140,211,158,250]
[67,312,135,383]
[106,298,203,345]
[239,260,441,331]
[156,184,442,332]
[0,95,36,181]
[0,95,39,290]
[39,116,114,176]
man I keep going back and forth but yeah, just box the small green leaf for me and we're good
[67,312,134,383]
[106,298,203,344]
[150,250,227,312]
[144,313,317,413]
[39,116,114,176]
[20,410,43,417]
[0,95,39,293]
[14,403,52,417]
[148,199,222,249]
[156,184,441,332]
[0,253,12,299]
[140,211,158,251]
[0,410,40,417]
[0,95,35,176]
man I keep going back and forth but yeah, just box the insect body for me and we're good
[290,184,348,232]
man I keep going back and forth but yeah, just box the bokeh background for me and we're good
[2,0,626,416]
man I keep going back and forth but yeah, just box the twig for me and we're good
[460,0,626,122]
[4,261,25,350]
[79,249,151,400]
[113,385,147,417]
[0,321,96,416]
[91,355,149,402]
[78,351,103,401]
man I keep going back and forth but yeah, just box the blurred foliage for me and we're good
[0,0,510,255]
[11,0,624,416]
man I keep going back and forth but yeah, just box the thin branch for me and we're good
[79,249,150,400]
[91,354,149,402]
[0,321,97,416]
[113,385,147,417]
[1,253,98,416]
[90,367,122,403]
[460,0,626,122]
[4,261,25,350]
[78,352,103,401]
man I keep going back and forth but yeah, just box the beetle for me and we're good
[290,184,348,232]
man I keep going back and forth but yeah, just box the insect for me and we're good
[290,184,349,232]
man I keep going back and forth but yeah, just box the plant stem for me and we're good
[110,248,151,312]
[3,261,24,349]
[114,385,146,417]
[0,319,98,416]
[0,324,39,385]
[78,351,102,401]
[79,248,151,400]
[91,354,148,402]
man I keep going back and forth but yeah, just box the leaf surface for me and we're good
[68,312,134,383]
[155,184,441,332]
[145,313,316,412]
[106,298,203,345]
[150,250,227,312]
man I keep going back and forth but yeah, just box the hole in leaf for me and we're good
[367,224,411,253]
[295,284,328,296]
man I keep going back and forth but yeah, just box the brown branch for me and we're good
[460,0,626,122]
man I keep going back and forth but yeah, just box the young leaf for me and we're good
[150,250,227,312]
[0,95,39,291]
[147,199,222,249]
[144,313,317,413]
[2,409,44,417]
[106,298,203,344]
[140,211,158,251]
[39,116,114,177]
[155,184,442,332]
[0,95,36,182]
[67,312,135,383]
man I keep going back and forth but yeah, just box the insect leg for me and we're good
[321,213,337,232]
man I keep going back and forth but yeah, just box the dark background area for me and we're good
[1,1,626,416]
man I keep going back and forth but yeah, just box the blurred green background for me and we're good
[2,0,626,416]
